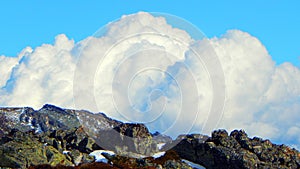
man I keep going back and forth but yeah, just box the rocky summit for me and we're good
[0,104,299,169]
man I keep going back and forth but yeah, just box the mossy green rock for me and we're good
[0,130,72,169]
[45,146,73,166]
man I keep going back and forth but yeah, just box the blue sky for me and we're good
[0,1,299,67]
[0,1,300,147]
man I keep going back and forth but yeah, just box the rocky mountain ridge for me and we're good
[0,104,299,169]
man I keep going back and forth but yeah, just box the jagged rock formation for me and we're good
[0,104,300,169]
[97,123,155,156]
[0,104,80,135]
[172,129,300,169]
[0,127,95,168]
[0,105,177,168]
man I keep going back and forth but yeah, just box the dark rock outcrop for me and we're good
[78,110,162,156]
[1,105,300,169]
[172,129,300,169]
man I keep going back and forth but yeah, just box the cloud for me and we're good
[0,12,300,148]
[0,34,75,108]
[210,31,300,143]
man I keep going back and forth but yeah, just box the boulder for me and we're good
[0,129,72,168]
[172,129,300,169]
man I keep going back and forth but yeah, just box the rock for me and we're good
[21,104,80,133]
[46,146,73,166]
[0,107,34,136]
[2,105,300,169]
[113,123,153,155]
[172,129,300,169]
[151,132,173,151]
[27,163,118,169]
[51,127,96,153]
[163,160,192,169]
[0,105,80,135]
[95,123,156,156]
[0,125,99,169]
[75,110,122,133]
[100,150,192,169]
[0,129,72,169]
[77,162,119,169]
[230,130,252,150]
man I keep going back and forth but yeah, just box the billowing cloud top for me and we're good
[0,12,299,148]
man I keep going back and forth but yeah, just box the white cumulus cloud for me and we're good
[0,34,75,108]
[0,12,299,148]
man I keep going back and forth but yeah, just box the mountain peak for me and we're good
[0,105,299,169]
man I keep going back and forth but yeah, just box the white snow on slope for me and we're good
[182,159,206,169]
[152,151,166,158]
[90,150,115,163]
[157,143,166,150]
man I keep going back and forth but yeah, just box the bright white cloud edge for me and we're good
[0,12,299,149]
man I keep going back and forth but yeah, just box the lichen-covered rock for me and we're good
[172,129,300,169]
[2,105,300,169]
[45,146,73,166]
[0,129,72,169]
[0,125,99,169]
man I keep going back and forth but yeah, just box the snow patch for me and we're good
[157,143,166,150]
[152,151,166,158]
[182,159,206,169]
[90,150,115,163]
